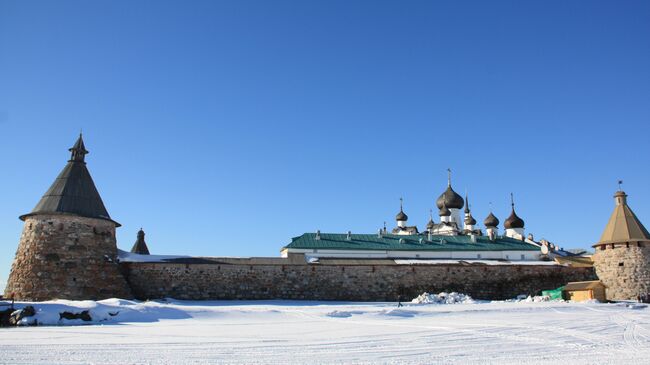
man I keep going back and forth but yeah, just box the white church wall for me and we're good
[505,228,525,239]
[284,248,540,261]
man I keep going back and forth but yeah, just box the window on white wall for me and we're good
[477,254,481,259]
[521,254,525,260]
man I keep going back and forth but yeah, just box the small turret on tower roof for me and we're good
[69,133,89,162]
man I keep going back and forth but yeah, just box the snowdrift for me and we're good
[411,292,476,304]
[7,298,192,326]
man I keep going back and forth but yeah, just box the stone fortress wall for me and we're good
[5,215,597,301]
[0,135,596,302]
[593,243,650,301]
[122,259,595,301]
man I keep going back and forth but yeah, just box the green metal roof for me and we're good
[284,233,539,252]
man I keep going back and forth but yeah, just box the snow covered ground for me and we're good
[1,298,649,364]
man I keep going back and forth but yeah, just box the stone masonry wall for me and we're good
[4,215,133,301]
[593,242,650,300]
[123,261,595,301]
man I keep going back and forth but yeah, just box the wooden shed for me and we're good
[563,281,607,302]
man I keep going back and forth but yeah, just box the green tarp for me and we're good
[542,286,565,300]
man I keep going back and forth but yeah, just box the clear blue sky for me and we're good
[1,1,649,288]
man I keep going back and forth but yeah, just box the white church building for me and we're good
[282,172,566,262]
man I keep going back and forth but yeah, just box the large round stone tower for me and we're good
[592,189,650,301]
[4,135,132,301]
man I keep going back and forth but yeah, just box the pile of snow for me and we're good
[305,256,319,263]
[497,295,551,303]
[499,294,569,303]
[521,295,552,303]
[326,310,364,318]
[9,298,192,326]
[626,303,647,309]
[411,292,475,305]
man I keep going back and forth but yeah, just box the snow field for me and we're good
[0,298,649,364]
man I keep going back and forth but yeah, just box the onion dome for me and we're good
[439,202,451,217]
[396,197,408,221]
[504,210,525,229]
[435,170,464,210]
[504,193,525,229]
[465,214,477,226]
[436,186,464,210]
[484,212,499,228]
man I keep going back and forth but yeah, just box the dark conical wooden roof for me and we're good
[20,135,118,226]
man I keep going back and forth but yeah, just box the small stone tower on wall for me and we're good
[592,189,650,301]
[130,229,150,255]
[4,135,132,301]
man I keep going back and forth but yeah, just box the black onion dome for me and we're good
[436,186,464,210]
[484,212,499,227]
[504,209,525,229]
[396,209,408,221]
[426,218,435,229]
[465,214,477,225]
